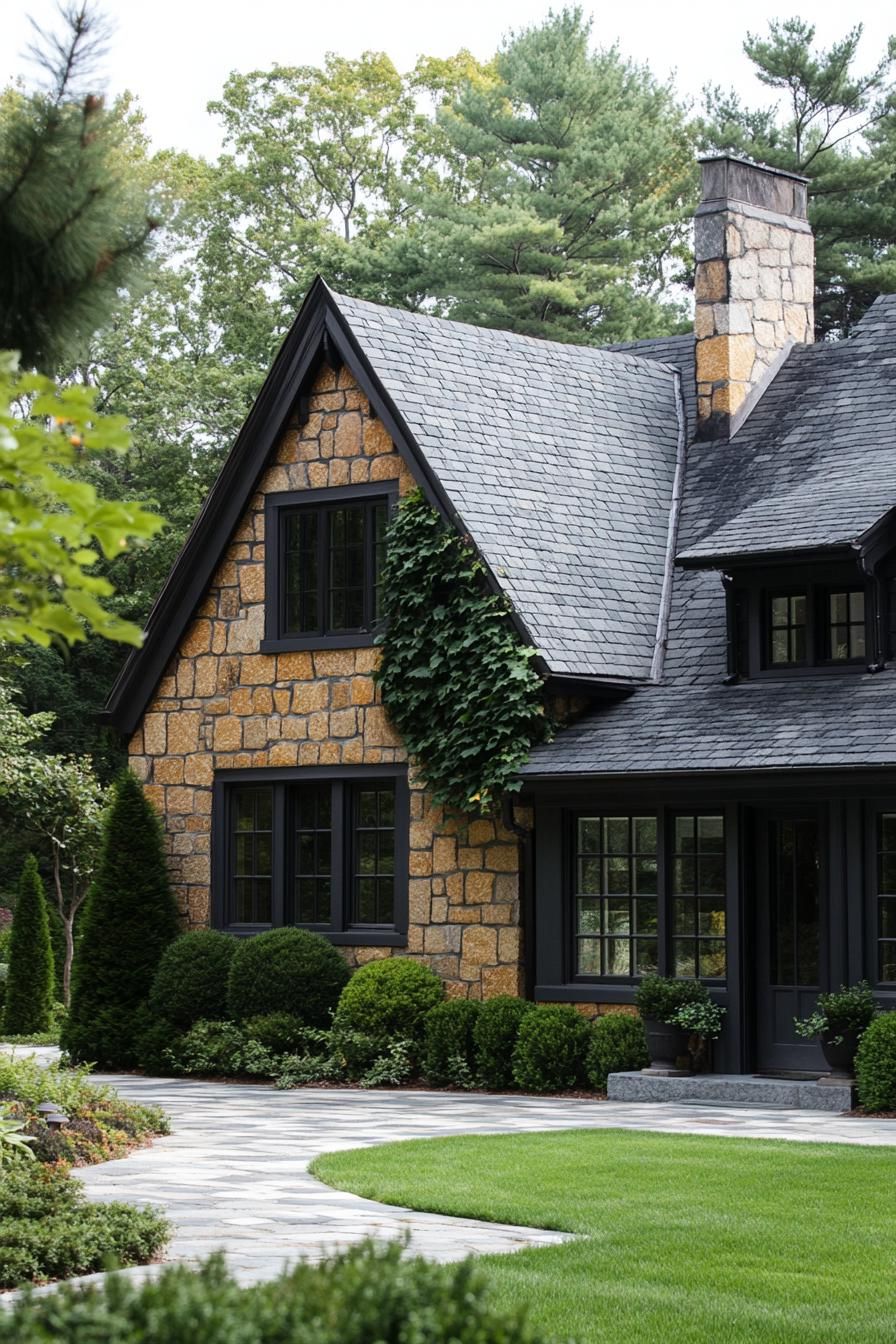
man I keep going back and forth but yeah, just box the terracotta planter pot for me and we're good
[642,1019,691,1074]
[820,1027,861,1080]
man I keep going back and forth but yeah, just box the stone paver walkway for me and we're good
[70,1072,896,1287]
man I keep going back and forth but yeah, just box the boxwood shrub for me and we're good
[244,1012,315,1056]
[0,1240,550,1342]
[512,1005,591,1093]
[586,1012,649,1089]
[227,928,349,1026]
[332,958,443,1074]
[634,974,709,1023]
[473,995,535,1090]
[423,999,481,1087]
[856,1010,896,1112]
[149,930,236,1029]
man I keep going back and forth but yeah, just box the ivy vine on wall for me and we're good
[375,490,552,816]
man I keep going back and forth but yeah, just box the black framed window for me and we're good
[352,784,396,924]
[294,784,332,924]
[264,486,394,651]
[215,768,408,943]
[671,816,726,979]
[767,593,807,666]
[876,814,896,985]
[573,815,658,978]
[230,787,273,925]
[825,589,866,662]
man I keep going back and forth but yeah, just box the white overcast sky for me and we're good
[2,1,893,159]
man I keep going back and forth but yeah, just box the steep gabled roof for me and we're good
[105,280,684,733]
[677,295,896,566]
[331,293,683,683]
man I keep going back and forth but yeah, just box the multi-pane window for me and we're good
[352,785,396,925]
[768,594,807,665]
[671,816,726,979]
[826,590,866,662]
[876,815,896,985]
[574,816,658,978]
[221,773,406,935]
[230,787,273,925]
[294,784,332,924]
[278,494,390,639]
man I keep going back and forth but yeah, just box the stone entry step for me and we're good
[607,1071,854,1113]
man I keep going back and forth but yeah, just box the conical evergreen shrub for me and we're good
[3,855,54,1035]
[62,772,180,1067]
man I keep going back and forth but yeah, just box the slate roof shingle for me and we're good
[333,293,683,682]
[522,295,896,779]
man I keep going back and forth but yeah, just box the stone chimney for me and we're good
[694,155,814,438]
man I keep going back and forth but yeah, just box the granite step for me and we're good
[607,1071,854,1113]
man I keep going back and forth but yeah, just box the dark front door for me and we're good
[754,811,825,1073]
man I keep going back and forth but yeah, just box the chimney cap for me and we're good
[697,152,810,185]
[698,154,810,222]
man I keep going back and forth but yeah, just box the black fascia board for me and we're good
[675,542,856,571]
[857,504,896,572]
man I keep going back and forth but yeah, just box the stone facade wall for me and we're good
[694,158,814,435]
[128,363,527,999]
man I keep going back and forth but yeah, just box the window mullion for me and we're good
[657,809,668,977]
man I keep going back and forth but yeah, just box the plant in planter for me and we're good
[672,1000,726,1073]
[634,975,710,1075]
[794,981,877,1082]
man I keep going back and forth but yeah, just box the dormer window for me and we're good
[826,590,866,662]
[768,593,807,666]
[724,566,877,679]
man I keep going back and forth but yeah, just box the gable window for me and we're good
[214,767,409,944]
[571,810,727,984]
[264,485,394,651]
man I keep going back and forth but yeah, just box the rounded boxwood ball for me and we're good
[332,957,443,1050]
[856,1011,896,1112]
[227,927,349,1027]
[149,929,236,1030]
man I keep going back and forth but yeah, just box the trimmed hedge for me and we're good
[332,958,443,1073]
[3,856,54,1035]
[473,995,535,1090]
[227,928,349,1026]
[423,999,481,1087]
[0,1240,550,1341]
[149,929,237,1029]
[856,1011,896,1112]
[512,1005,590,1093]
[586,1012,649,1089]
[63,773,180,1068]
[244,1012,313,1056]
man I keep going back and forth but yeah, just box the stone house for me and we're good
[107,156,896,1072]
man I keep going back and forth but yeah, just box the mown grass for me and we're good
[313,1128,896,1344]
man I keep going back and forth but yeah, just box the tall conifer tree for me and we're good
[3,855,54,1035]
[62,772,179,1067]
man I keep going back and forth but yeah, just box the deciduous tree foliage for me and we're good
[701,18,896,338]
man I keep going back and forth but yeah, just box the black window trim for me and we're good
[212,765,409,944]
[868,802,896,991]
[730,564,873,680]
[566,806,728,988]
[262,483,398,653]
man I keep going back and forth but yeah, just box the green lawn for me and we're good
[312,1128,896,1344]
